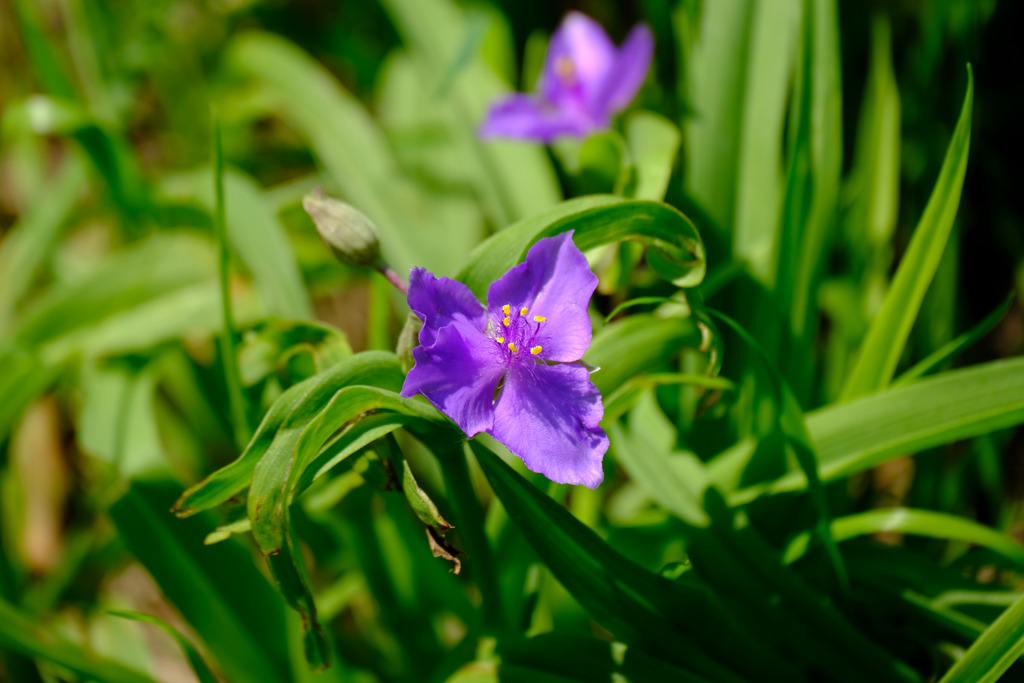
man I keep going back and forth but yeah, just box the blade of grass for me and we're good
[111,481,292,683]
[158,169,313,320]
[783,508,1024,568]
[107,611,218,683]
[212,115,250,450]
[684,0,753,231]
[732,0,801,284]
[713,356,1024,503]
[0,157,86,333]
[938,592,1024,683]
[840,66,973,401]
[893,293,1014,386]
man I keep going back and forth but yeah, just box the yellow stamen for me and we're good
[502,304,510,316]
[495,337,504,343]
[520,307,529,315]
[530,346,542,355]
[533,316,546,322]
[508,342,518,353]
[502,316,511,327]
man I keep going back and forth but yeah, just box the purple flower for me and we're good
[401,231,608,488]
[479,12,654,144]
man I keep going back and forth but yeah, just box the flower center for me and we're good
[555,56,577,87]
[493,303,546,363]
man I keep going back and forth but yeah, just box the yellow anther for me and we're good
[508,342,518,353]
[496,337,504,343]
[530,346,543,355]
[533,316,546,322]
[502,316,511,327]
[520,307,529,315]
[502,304,510,316]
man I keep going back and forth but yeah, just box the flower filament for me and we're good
[493,302,548,363]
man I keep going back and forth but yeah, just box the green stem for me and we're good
[211,115,250,450]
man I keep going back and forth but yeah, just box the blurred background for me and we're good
[1,0,1023,681]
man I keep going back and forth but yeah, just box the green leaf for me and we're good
[107,610,218,683]
[472,442,797,682]
[457,199,704,295]
[527,202,706,289]
[713,357,1024,503]
[224,31,479,276]
[844,15,901,249]
[494,633,712,683]
[730,0,802,284]
[12,233,226,363]
[777,0,843,399]
[608,393,710,527]
[0,345,55,445]
[586,314,703,400]
[893,293,1014,386]
[401,459,453,531]
[110,481,292,683]
[685,493,919,683]
[684,0,753,231]
[77,361,169,481]
[244,352,445,669]
[840,66,973,401]
[784,508,1024,568]
[158,168,313,319]
[0,157,86,333]
[938,592,1024,683]
[625,112,681,202]
[603,373,734,424]
[456,195,622,298]
[378,0,560,225]
[174,350,404,516]
[0,597,153,683]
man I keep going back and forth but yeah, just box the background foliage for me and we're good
[2,0,1024,681]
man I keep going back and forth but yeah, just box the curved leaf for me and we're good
[784,508,1024,569]
[107,610,218,683]
[174,351,404,516]
[458,199,704,296]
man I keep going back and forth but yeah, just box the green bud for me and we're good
[302,190,381,268]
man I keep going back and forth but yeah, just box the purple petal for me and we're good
[486,231,596,362]
[542,12,616,107]
[595,24,654,116]
[478,94,592,144]
[489,362,607,488]
[408,267,487,347]
[401,318,503,437]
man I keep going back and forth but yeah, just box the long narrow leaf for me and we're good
[0,598,153,683]
[938,592,1024,683]
[840,67,973,401]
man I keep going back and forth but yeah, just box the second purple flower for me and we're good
[479,12,654,144]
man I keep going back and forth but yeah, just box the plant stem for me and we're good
[379,264,408,296]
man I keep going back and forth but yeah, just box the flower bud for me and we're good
[302,190,381,268]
